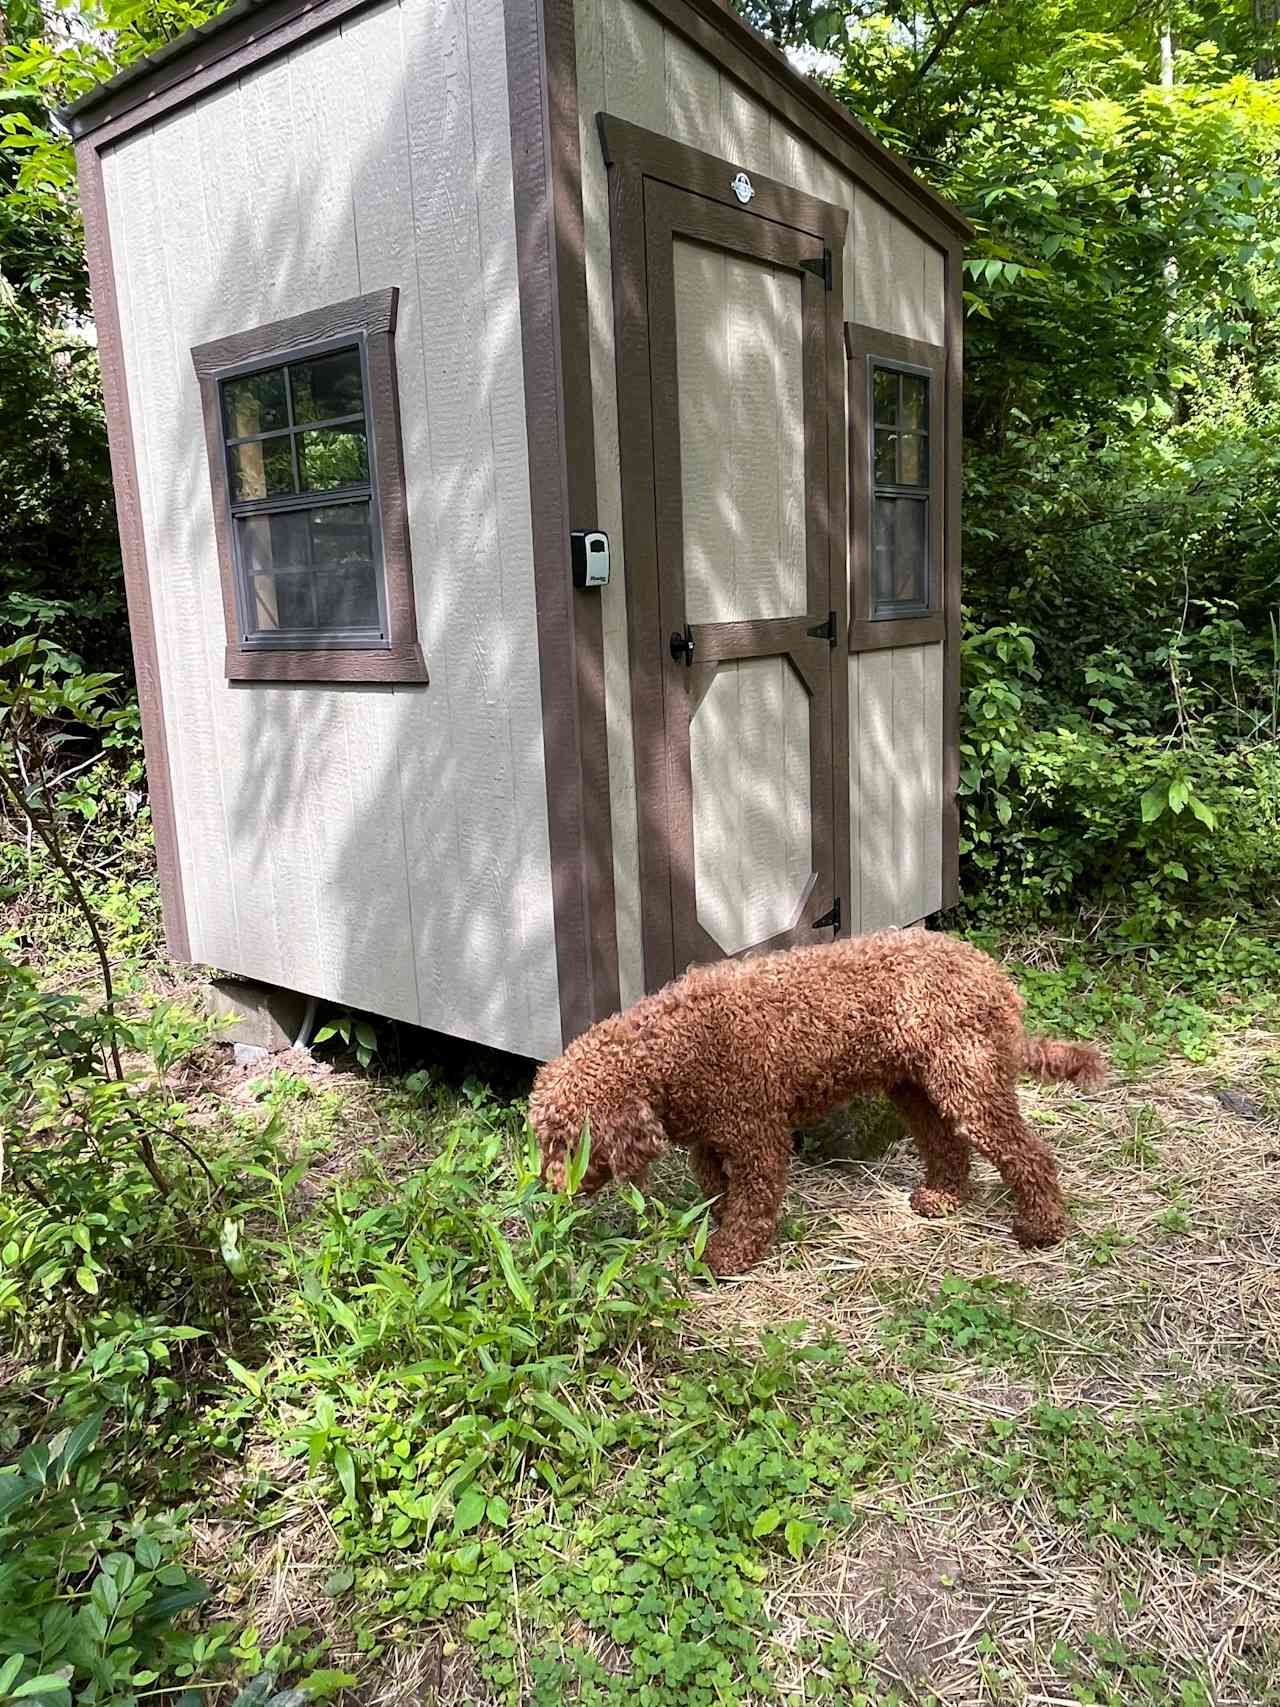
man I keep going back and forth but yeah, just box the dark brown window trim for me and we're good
[846,321,946,654]
[192,288,427,686]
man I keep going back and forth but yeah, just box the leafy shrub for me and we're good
[959,623,1280,921]
[973,1392,1277,1558]
[0,1408,221,1707]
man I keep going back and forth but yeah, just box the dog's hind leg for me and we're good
[923,1070,1067,1248]
[702,1124,791,1277]
[688,1142,728,1220]
[889,1085,972,1219]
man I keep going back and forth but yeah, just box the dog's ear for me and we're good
[602,1098,668,1185]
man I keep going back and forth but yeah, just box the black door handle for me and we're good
[669,625,695,666]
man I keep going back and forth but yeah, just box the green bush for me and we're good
[958,622,1279,920]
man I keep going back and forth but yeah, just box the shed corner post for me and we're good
[503,0,622,1045]
[941,234,964,913]
[74,133,193,964]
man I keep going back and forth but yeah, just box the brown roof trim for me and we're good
[61,0,970,246]
[504,0,621,1041]
[645,0,972,243]
[58,0,386,144]
[75,139,192,962]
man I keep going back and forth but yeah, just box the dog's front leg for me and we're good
[702,1125,791,1277]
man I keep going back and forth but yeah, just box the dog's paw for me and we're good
[1011,1217,1066,1249]
[909,1186,966,1219]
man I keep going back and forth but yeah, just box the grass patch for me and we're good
[962,913,1280,1069]
[883,1274,1048,1369]
[970,1393,1278,1559]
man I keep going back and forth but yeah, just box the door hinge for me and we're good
[800,246,833,291]
[806,610,838,646]
[813,896,842,935]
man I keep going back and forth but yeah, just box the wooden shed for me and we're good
[65,0,970,1062]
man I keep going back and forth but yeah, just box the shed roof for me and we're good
[60,0,971,240]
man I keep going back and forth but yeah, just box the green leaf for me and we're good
[298,1673,358,1701]
[74,1266,98,1295]
[220,1218,248,1279]
[0,1656,25,1696]
[526,1390,598,1453]
[487,1495,510,1527]
[453,1489,487,1533]
[1188,796,1217,830]
[13,1674,75,1700]
[313,1025,337,1043]
[333,1445,357,1506]
[488,1229,533,1312]
[224,1356,264,1398]
[0,1472,37,1520]
[1140,784,1167,823]
[354,1022,377,1053]
[751,1508,781,1538]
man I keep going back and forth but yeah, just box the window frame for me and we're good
[845,322,946,652]
[192,288,427,684]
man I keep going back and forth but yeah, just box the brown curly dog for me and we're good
[529,931,1105,1276]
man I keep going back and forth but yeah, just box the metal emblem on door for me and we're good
[730,172,755,204]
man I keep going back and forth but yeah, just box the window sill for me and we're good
[224,643,429,684]
[849,613,944,652]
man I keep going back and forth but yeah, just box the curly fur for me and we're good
[529,931,1106,1276]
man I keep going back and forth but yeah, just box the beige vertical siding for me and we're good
[100,0,562,1059]
[576,0,948,957]
[690,658,811,954]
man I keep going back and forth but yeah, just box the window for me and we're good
[871,364,930,616]
[845,323,945,650]
[193,289,427,684]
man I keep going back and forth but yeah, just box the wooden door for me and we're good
[606,121,848,990]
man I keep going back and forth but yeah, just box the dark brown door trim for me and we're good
[504,0,621,1038]
[75,138,191,963]
[604,120,849,990]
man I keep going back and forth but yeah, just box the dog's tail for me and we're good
[1020,1034,1107,1089]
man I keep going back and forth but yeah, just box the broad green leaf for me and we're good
[453,1489,487,1533]
[333,1445,357,1505]
[74,1266,98,1295]
[751,1508,781,1538]
[1139,784,1167,823]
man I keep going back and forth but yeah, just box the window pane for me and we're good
[313,564,380,630]
[222,368,287,438]
[898,433,928,487]
[873,496,928,612]
[235,502,380,638]
[874,429,899,484]
[310,503,374,566]
[289,348,364,425]
[299,425,369,491]
[872,366,898,426]
[229,437,295,500]
[900,373,928,431]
